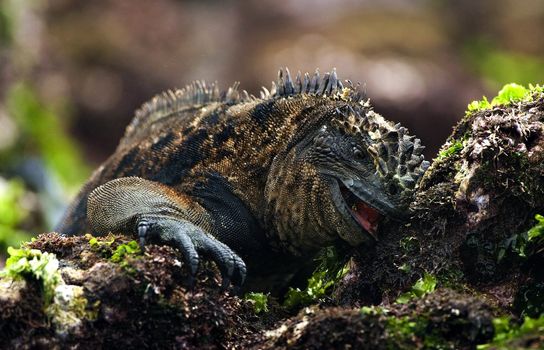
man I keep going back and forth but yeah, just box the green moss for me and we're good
[467,96,492,113]
[438,140,464,160]
[492,84,530,105]
[360,305,388,316]
[283,269,336,309]
[85,236,141,272]
[85,233,117,259]
[499,215,544,318]
[498,214,544,261]
[527,214,544,243]
[110,240,141,263]
[437,132,470,161]
[477,316,544,350]
[396,273,437,304]
[361,307,463,349]
[86,233,115,249]
[244,292,269,314]
[0,245,100,334]
[283,246,349,309]
[0,247,62,305]
[386,316,427,347]
[385,313,455,349]
[362,292,491,349]
[466,83,544,115]
[107,240,142,274]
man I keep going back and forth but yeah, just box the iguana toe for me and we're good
[136,215,246,289]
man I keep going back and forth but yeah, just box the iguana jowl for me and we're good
[56,68,429,291]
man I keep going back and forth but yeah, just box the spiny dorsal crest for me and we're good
[332,105,430,190]
[129,68,364,136]
[262,67,365,102]
[126,80,254,139]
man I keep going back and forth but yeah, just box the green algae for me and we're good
[245,292,269,314]
[477,315,544,350]
[284,246,349,309]
[0,247,62,305]
[396,273,437,304]
[467,83,544,115]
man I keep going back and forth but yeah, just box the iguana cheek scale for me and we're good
[56,68,429,292]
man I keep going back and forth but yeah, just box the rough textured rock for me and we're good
[255,289,494,350]
[0,234,255,349]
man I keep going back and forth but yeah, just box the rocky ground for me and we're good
[1,87,544,349]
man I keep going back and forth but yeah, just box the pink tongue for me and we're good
[352,201,381,238]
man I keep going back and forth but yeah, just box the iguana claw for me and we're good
[136,215,246,288]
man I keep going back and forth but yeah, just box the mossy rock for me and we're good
[0,234,255,349]
[257,289,494,350]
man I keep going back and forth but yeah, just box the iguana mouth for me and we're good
[338,181,382,239]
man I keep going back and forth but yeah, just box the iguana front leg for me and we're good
[87,177,246,288]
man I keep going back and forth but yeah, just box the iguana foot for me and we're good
[87,177,246,289]
[137,216,246,288]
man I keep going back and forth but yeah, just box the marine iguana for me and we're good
[56,68,429,291]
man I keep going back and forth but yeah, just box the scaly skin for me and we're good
[56,68,429,292]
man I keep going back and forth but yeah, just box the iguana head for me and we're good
[311,102,429,240]
[264,68,429,252]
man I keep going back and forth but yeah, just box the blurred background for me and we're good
[0,0,543,261]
